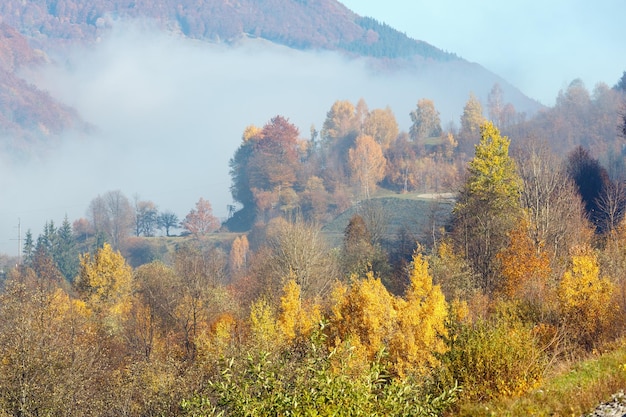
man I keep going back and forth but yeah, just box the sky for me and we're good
[340,0,626,106]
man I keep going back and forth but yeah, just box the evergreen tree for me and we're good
[452,122,523,294]
[54,216,79,282]
[22,230,34,267]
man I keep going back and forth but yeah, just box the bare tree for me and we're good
[596,180,626,235]
[516,141,592,262]
[88,190,134,249]
[260,218,339,301]
[157,211,179,237]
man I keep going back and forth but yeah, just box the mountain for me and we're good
[0,0,455,61]
[0,23,86,156]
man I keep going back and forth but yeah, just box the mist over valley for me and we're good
[0,19,540,255]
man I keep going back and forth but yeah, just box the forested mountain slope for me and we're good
[0,0,455,61]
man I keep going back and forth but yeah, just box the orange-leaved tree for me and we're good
[182,197,220,238]
[496,219,552,303]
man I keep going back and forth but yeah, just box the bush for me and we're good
[182,329,459,417]
[439,317,547,402]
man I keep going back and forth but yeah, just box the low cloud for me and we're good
[0,20,532,255]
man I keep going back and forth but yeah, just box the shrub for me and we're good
[439,317,547,402]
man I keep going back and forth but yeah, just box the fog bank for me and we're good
[0,21,532,256]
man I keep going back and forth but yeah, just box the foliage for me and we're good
[181,329,459,417]
[496,219,551,301]
[558,247,616,349]
[410,98,442,141]
[452,121,523,293]
[75,243,134,333]
[348,134,386,199]
[330,254,449,378]
[389,253,449,377]
[439,316,547,402]
[362,106,399,150]
[454,342,626,417]
[458,92,485,153]
[182,197,221,238]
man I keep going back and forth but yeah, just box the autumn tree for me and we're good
[249,116,301,193]
[329,273,397,362]
[452,122,523,294]
[389,253,448,377]
[362,106,399,150]
[228,116,302,228]
[496,219,551,307]
[320,99,360,142]
[133,261,182,355]
[172,243,230,359]
[255,218,338,302]
[458,92,485,154]
[384,133,419,193]
[0,269,109,416]
[228,234,249,278]
[300,175,330,222]
[409,98,442,141]
[487,83,504,128]
[558,246,615,349]
[182,197,220,238]
[75,243,134,333]
[341,214,388,279]
[348,134,386,200]
[429,240,477,303]
[319,100,361,191]
[277,279,321,344]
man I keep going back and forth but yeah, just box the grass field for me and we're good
[321,193,455,249]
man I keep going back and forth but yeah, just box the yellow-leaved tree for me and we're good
[390,253,448,377]
[277,278,322,343]
[249,297,281,352]
[452,121,523,295]
[348,135,386,200]
[329,272,397,361]
[75,243,134,333]
[558,246,615,349]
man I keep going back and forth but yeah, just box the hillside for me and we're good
[0,23,86,155]
[0,0,455,61]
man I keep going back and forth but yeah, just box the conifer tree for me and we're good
[452,121,523,294]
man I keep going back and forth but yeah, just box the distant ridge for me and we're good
[0,0,456,62]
